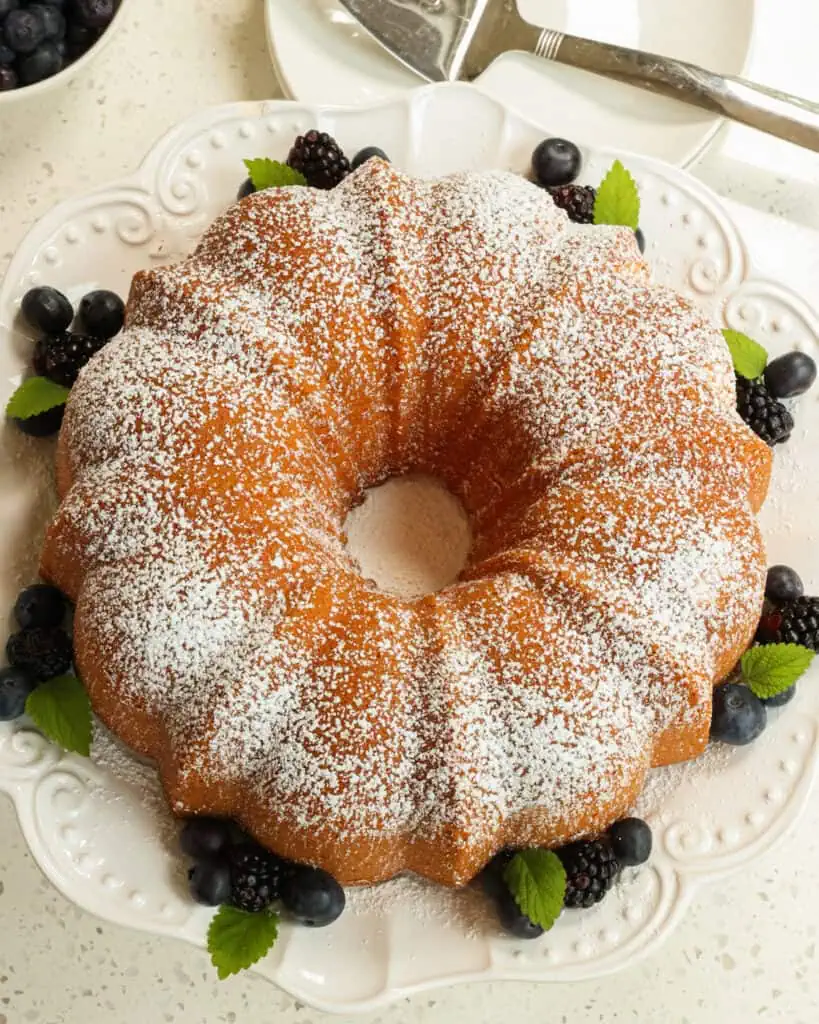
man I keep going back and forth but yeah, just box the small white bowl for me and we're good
[0,0,132,106]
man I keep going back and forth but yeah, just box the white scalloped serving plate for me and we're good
[2,86,819,1015]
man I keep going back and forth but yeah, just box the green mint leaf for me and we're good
[25,675,91,757]
[722,329,768,379]
[208,906,280,980]
[503,849,566,931]
[593,160,640,230]
[741,643,815,699]
[243,158,306,191]
[6,376,70,420]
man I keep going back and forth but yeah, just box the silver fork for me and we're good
[339,0,819,152]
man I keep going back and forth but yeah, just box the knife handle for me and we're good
[529,29,819,153]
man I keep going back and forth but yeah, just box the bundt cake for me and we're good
[39,159,772,886]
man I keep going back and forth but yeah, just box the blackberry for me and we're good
[287,130,350,190]
[557,839,619,909]
[229,843,282,913]
[735,374,793,446]
[777,596,819,650]
[6,626,72,681]
[33,331,108,387]
[548,184,596,225]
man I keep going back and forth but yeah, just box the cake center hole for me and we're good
[344,474,472,600]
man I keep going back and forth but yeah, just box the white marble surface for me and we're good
[2,1,819,1021]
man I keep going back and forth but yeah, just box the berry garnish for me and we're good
[548,184,596,225]
[19,41,63,84]
[635,227,646,253]
[33,331,107,387]
[12,403,65,437]
[761,685,796,708]
[229,843,282,914]
[351,146,389,170]
[735,374,793,446]
[3,8,46,54]
[607,817,652,867]
[557,839,619,908]
[236,177,256,201]
[495,884,544,939]
[776,596,819,650]
[0,0,20,22]
[531,137,582,188]
[6,626,72,681]
[765,565,804,604]
[710,683,767,745]
[0,666,38,721]
[28,3,66,41]
[78,289,125,339]
[764,351,817,399]
[14,583,66,630]
[279,864,345,927]
[70,0,115,29]
[287,130,350,190]
[180,817,232,860]
[21,286,73,335]
[0,65,17,90]
[189,860,232,907]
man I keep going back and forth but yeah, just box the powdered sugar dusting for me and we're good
[41,160,770,885]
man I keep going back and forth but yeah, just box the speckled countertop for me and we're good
[2,2,819,1022]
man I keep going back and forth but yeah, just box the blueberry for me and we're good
[761,685,796,708]
[28,3,66,41]
[496,884,544,939]
[12,404,64,437]
[764,351,817,399]
[69,0,115,29]
[21,287,73,335]
[607,817,652,867]
[236,177,256,201]
[6,627,72,681]
[4,8,46,54]
[0,64,16,90]
[0,666,38,721]
[351,146,389,170]
[78,289,125,339]
[765,564,804,604]
[635,227,646,253]
[0,43,15,63]
[531,137,582,188]
[188,859,232,906]
[711,683,767,745]
[14,584,66,630]
[280,865,345,927]
[0,0,19,21]
[180,817,232,860]
[18,41,63,84]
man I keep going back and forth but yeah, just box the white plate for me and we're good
[265,0,756,167]
[2,86,819,1015]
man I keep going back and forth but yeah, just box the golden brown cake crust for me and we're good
[41,162,771,886]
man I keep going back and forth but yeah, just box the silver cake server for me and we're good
[338,0,819,153]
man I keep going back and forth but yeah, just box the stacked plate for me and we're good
[264,0,757,166]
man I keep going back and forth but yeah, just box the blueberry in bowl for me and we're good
[0,0,129,100]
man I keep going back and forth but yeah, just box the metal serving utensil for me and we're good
[338,0,819,153]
